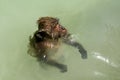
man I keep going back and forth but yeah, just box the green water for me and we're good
[0,0,120,80]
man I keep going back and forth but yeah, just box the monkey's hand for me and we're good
[69,41,87,59]
[79,48,87,59]
[62,34,87,59]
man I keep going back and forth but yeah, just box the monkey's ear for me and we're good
[34,32,44,42]
[34,31,52,42]
[36,33,42,39]
[38,31,52,39]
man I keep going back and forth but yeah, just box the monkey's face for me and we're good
[52,24,67,38]
[37,17,67,39]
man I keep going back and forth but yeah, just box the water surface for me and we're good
[0,0,120,80]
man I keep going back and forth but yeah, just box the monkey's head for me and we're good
[37,17,67,39]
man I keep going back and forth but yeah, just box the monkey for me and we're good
[28,17,87,73]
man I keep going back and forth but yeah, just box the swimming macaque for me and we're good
[28,17,87,72]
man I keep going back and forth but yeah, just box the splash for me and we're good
[92,51,118,68]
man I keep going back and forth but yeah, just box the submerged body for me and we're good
[28,17,87,72]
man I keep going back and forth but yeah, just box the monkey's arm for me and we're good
[62,34,87,59]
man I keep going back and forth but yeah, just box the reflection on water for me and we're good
[92,51,118,68]
[0,0,120,80]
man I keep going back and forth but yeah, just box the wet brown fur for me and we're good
[28,17,87,72]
